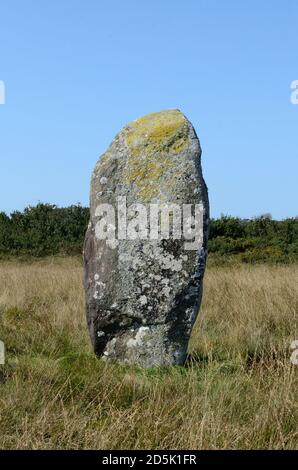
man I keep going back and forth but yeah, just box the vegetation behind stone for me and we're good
[0,203,297,263]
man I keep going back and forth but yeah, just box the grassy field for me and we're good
[0,258,297,449]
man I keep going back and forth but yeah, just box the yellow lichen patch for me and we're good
[170,137,187,154]
[125,109,188,156]
[126,157,174,200]
[123,110,189,201]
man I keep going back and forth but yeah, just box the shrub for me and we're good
[0,205,297,263]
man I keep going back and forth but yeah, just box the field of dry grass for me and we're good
[0,258,297,449]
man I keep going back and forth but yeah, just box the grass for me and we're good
[0,257,297,449]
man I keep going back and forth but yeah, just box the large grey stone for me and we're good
[84,109,209,367]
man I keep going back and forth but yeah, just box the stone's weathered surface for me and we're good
[84,109,209,367]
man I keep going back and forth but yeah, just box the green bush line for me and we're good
[0,204,297,263]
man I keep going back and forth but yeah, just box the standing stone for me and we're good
[84,109,209,367]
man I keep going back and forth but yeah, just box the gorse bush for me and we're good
[208,215,298,263]
[0,204,297,262]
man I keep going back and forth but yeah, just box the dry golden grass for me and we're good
[0,258,297,449]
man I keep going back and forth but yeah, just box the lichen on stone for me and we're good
[126,109,188,152]
[123,109,190,201]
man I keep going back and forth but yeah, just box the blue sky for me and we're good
[0,0,297,219]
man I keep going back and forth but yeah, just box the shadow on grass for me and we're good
[185,352,210,368]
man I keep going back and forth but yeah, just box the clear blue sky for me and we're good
[0,0,297,219]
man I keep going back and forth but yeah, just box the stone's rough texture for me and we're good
[84,109,209,367]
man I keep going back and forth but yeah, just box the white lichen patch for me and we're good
[132,257,145,270]
[140,279,150,288]
[106,238,119,249]
[127,326,149,348]
[161,285,171,297]
[93,280,106,300]
[142,243,187,272]
[158,252,183,272]
[139,295,147,306]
